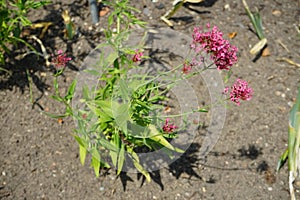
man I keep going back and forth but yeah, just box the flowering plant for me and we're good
[49,3,252,182]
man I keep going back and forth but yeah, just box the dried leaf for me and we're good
[31,22,53,29]
[62,10,71,24]
[21,28,31,37]
[161,16,174,27]
[250,38,267,55]
[58,118,64,124]
[272,10,281,17]
[276,39,290,52]
[276,57,300,68]
[99,7,110,17]
[262,47,270,56]
[228,32,237,39]
[184,0,204,3]
[30,22,53,38]
[164,106,171,113]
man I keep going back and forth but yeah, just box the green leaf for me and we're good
[91,148,101,177]
[53,77,59,90]
[82,85,90,100]
[51,95,63,102]
[113,103,130,134]
[290,85,300,128]
[119,79,130,102]
[79,144,87,165]
[110,149,118,168]
[110,134,121,167]
[64,79,77,101]
[99,137,119,153]
[253,11,264,39]
[148,125,184,153]
[288,124,297,172]
[43,111,69,119]
[277,148,288,172]
[117,143,125,175]
[84,69,100,76]
[86,100,113,122]
[107,14,114,26]
[288,85,300,173]
[66,22,74,40]
[106,51,119,67]
[198,108,208,113]
[19,16,32,26]
[73,135,88,149]
[127,147,151,182]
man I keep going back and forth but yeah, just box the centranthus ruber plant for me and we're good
[49,20,253,182]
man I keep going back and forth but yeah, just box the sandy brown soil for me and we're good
[1,0,300,199]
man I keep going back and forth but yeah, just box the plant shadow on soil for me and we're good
[114,142,203,191]
[116,141,266,191]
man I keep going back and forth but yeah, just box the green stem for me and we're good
[143,62,215,93]
[117,14,120,34]
[156,97,229,119]
[54,76,73,116]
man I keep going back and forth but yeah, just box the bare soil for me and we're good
[1,0,300,199]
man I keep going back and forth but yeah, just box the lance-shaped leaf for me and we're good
[91,148,101,177]
[148,124,184,153]
[127,147,151,182]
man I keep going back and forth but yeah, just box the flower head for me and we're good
[162,118,178,133]
[132,50,143,62]
[182,62,193,74]
[51,49,72,69]
[191,24,238,70]
[224,79,253,106]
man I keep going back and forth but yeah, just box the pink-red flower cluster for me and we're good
[132,50,143,62]
[162,118,178,133]
[182,62,193,74]
[191,23,238,70]
[51,50,71,69]
[224,79,253,106]
[182,57,203,74]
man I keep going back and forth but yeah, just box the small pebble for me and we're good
[288,101,294,107]
[275,91,281,96]
[155,3,165,9]
[224,4,230,11]
[99,187,104,191]
[268,187,273,191]
[265,143,269,147]
[143,7,151,16]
